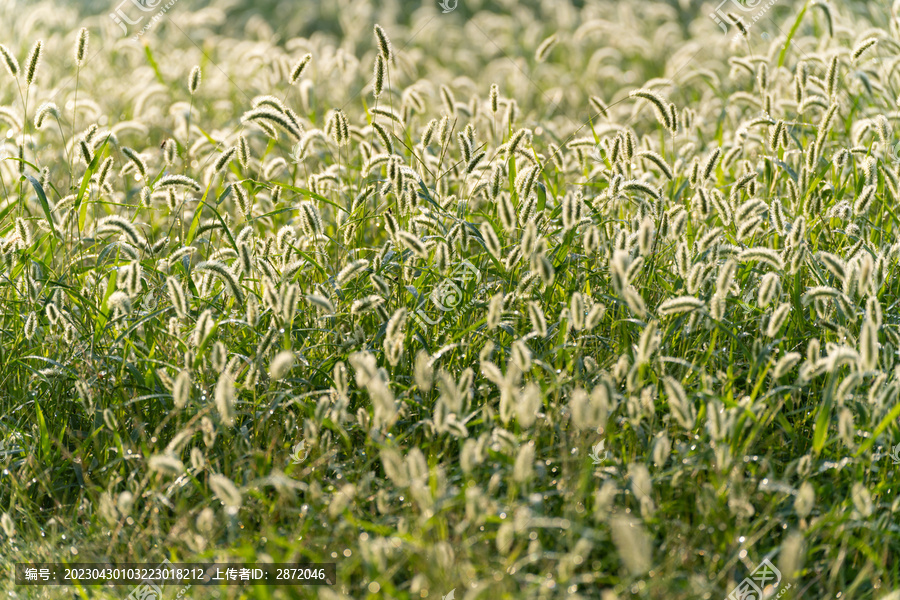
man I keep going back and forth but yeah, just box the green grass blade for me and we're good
[856,401,900,456]
[26,176,58,238]
[34,400,50,458]
[778,0,811,67]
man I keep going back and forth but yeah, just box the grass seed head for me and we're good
[289,53,312,84]
[75,27,88,66]
[535,34,558,63]
[0,44,19,77]
[189,65,201,94]
[373,24,393,62]
[25,40,42,85]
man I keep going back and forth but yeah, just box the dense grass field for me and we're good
[0,0,899,597]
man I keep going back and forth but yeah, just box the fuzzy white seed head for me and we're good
[75,27,89,66]
[269,351,295,380]
[188,65,201,94]
[209,473,242,508]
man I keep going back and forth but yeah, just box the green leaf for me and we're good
[112,306,172,348]
[0,197,18,225]
[95,268,118,332]
[778,0,811,68]
[35,400,50,458]
[143,43,165,85]
[78,192,89,231]
[536,181,548,213]
[856,401,900,456]
[812,386,833,455]
[187,184,227,245]
[207,201,238,255]
[26,175,58,238]
[74,138,107,231]
[275,182,346,214]
[290,248,328,278]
